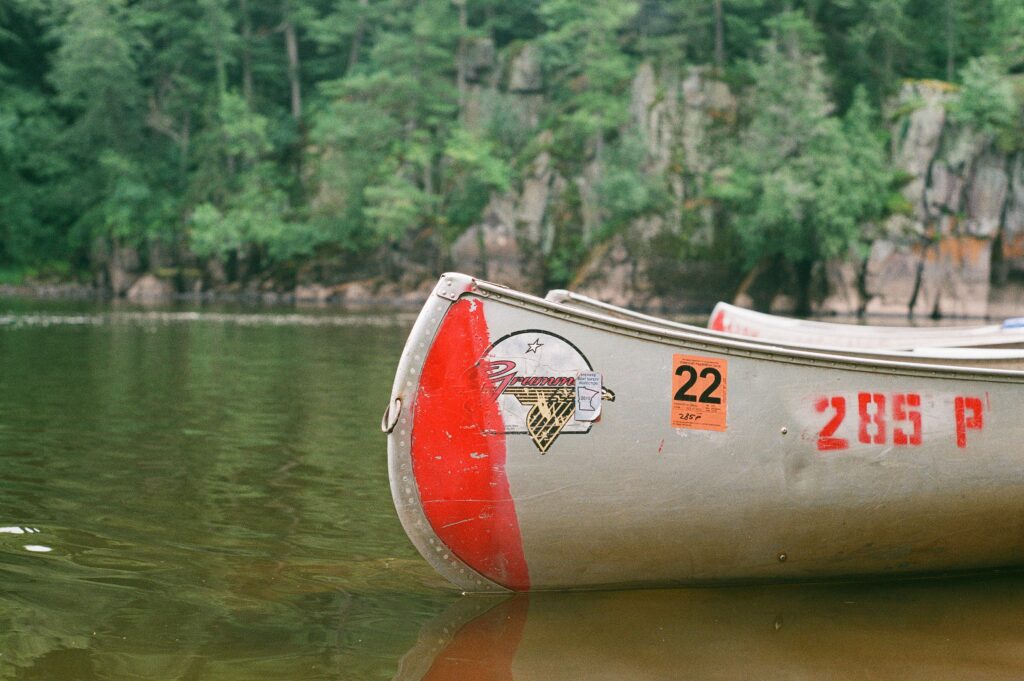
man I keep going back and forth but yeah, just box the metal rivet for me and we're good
[780,427,788,435]
[778,552,788,563]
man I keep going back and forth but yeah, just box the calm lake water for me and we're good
[2,298,1024,680]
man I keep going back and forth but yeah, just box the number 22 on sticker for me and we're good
[671,354,728,432]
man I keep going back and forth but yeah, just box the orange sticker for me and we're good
[671,354,728,431]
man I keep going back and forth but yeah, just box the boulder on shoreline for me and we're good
[126,274,175,302]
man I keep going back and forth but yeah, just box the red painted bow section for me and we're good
[411,298,530,590]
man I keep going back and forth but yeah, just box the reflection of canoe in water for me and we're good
[385,273,1024,593]
[708,300,1024,350]
[546,289,1024,370]
[393,576,1024,680]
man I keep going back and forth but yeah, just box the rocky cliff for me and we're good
[451,58,738,309]
[452,62,1024,318]
[854,81,1024,318]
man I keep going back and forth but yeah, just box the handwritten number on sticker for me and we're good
[815,396,849,451]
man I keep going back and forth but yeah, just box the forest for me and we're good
[1,0,1022,306]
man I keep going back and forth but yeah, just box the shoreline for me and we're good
[0,279,1010,322]
[0,278,431,311]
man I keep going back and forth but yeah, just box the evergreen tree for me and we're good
[714,12,893,312]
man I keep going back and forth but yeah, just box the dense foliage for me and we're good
[0,0,1021,291]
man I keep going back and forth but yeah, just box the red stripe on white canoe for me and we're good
[709,308,726,332]
[411,298,530,590]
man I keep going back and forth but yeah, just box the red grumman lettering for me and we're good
[484,360,576,396]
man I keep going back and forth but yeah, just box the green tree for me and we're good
[538,0,638,156]
[990,0,1024,69]
[951,55,1020,150]
[0,2,68,270]
[714,12,893,313]
[46,0,163,256]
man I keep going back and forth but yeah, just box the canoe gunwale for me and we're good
[709,300,1024,348]
[546,289,1024,365]
[478,280,1024,382]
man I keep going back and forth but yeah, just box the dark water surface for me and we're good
[2,299,1023,680]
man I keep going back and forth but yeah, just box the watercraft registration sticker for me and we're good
[671,354,727,431]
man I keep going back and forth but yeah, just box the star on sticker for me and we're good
[525,338,543,354]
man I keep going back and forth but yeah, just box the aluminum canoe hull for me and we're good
[386,274,1024,592]
[709,301,1024,350]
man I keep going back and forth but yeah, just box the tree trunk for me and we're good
[180,110,191,177]
[794,258,813,317]
[347,0,369,71]
[883,32,893,83]
[283,17,302,120]
[945,0,956,81]
[713,0,724,70]
[241,0,254,104]
[733,259,766,306]
[455,0,468,111]
[215,47,227,96]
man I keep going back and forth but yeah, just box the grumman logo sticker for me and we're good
[481,330,614,453]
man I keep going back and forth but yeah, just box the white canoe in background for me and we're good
[709,300,1024,350]
[385,273,1024,592]
[545,289,1024,370]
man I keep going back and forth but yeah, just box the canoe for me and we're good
[544,288,1024,372]
[709,300,1024,350]
[545,289,1024,370]
[385,273,1024,592]
[394,576,1024,680]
